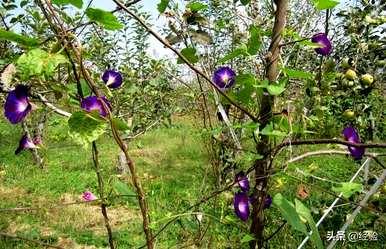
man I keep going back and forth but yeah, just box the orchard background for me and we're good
[0,0,385,248]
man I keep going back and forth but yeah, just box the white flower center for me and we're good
[17,99,29,112]
[238,201,247,213]
[221,74,229,83]
[106,76,116,86]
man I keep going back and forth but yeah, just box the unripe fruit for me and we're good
[365,15,377,24]
[370,192,380,201]
[348,81,355,87]
[345,69,357,80]
[341,58,352,69]
[343,110,355,119]
[361,74,374,86]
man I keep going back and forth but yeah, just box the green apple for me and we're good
[343,109,355,119]
[365,15,377,24]
[345,69,357,80]
[341,58,352,69]
[361,74,374,86]
[370,192,380,201]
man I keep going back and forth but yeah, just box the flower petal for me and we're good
[311,33,332,56]
[342,126,365,159]
[102,70,122,89]
[4,85,31,124]
[235,171,250,192]
[15,133,38,155]
[343,126,359,142]
[82,191,97,202]
[81,96,112,117]
[213,67,236,89]
[234,192,249,221]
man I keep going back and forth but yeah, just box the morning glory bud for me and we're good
[102,70,122,89]
[81,96,112,117]
[343,126,365,160]
[212,66,236,89]
[235,171,250,193]
[234,192,249,221]
[4,85,32,124]
[311,33,332,56]
[82,191,97,202]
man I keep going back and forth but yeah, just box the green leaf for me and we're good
[282,68,314,79]
[112,117,130,131]
[311,0,339,10]
[295,199,323,249]
[233,73,256,104]
[0,29,39,47]
[261,122,287,137]
[240,0,252,5]
[16,49,68,80]
[219,45,248,63]
[241,234,255,243]
[332,182,362,198]
[247,25,261,55]
[68,111,107,148]
[273,194,308,233]
[51,0,83,8]
[157,0,170,13]
[177,47,199,64]
[86,8,123,30]
[266,78,286,96]
[186,2,208,12]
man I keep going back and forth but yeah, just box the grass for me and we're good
[0,115,385,248]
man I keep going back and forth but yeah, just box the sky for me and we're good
[91,0,182,59]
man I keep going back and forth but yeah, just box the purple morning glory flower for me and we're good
[15,133,39,155]
[234,192,249,221]
[212,66,236,89]
[102,70,122,89]
[81,96,112,117]
[311,33,332,56]
[235,171,249,193]
[4,85,32,124]
[82,191,97,202]
[264,194,272,209]
[343,126,365,160]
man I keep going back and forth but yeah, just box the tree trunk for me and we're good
[249,1,288,248]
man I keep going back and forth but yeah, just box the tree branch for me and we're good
[112,0,258,122]
[36,93,71,117]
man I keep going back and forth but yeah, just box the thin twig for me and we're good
[36,93,71,117]
[92,142,115,249]
[264,221,287,242]
[0,232,64,249]
[112,0,258,122]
